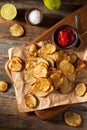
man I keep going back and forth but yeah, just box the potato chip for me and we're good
[46,57,55,67]
[33,63,48,78]
[75,59,86,71]
[10,24,24,37]
[64,111,82,127]
[26,56,37,62]
[66,72,76,82]
[37,47,49,58]
[74,82,87,97]
[35,78,51,92]
[37,48,44,58]
[42,43,56,54]
[32,85,54,97]
[59,77,72,94]
[69,53,78,64]
[25,60,37,70]
[24,69,37,85]
[46,52,59,62]
[29,44,37,56]
[57,50,64,62]
[27,57,49,67]
[50,71,64,89]
[59,60,74,76]
[63,52,71,62]
[32,78,54,97]
[56,51,70,63]
[25,93,37,108]
[37,57,49,66]
[0,81,8,92]
[8,56,23,72]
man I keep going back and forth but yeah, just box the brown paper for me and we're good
[7,38,87,112]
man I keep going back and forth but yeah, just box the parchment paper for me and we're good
[7,37,87,112]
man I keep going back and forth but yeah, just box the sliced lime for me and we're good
[43,0,61,10]
[0,3,17,20]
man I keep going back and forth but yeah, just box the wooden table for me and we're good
[0,0,87,129]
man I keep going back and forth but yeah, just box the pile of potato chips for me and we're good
[8,42,87,109]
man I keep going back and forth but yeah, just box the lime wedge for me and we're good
[0,3,17,20]
[43,0,61,10]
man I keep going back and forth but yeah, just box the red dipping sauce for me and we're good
[57,28,76,47]
[53,25,79,49]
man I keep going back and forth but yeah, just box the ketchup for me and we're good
[57,29,76,47]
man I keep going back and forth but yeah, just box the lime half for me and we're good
[1,3,17,20]
[43,0,61,10]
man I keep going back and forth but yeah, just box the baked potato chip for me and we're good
[57,50,64,62]
[10,24,24,37]
[25,61,37,70]
[46,57,55,67]
[69,53,78,64]
[33,63,48,78]
[59,60,74,76]
[74,82,87,97]
[26,56,37,62]
[24,69,37,85]
[59,77,72,94]
[25,93,37,108]
[42,43,56,54]
[50,71,64,89]
[64,111,82,127]
[66,72,76,82]
[8,56,23,72]
[0,81,8,92]
[63,52,71,62]
[37,57,49,66]
[56,51,70,63]
[35,78,51,92]
[32,85,54,98]
[37,48,43,58]
[37,47,48,58]
[75,59,86,71]
[32,78,54,97]
[45,52,59,62]
[28,44,37,56]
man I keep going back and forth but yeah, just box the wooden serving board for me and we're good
[29,6,87,120]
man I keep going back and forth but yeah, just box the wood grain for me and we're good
[0,0,87,129]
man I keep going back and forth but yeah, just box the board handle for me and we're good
[35,104,71,120]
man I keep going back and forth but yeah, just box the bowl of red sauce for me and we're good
[53,25,80,49]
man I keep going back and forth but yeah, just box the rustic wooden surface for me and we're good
[0,0,87,129]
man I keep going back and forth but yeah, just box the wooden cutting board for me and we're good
[29,5,87,120]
